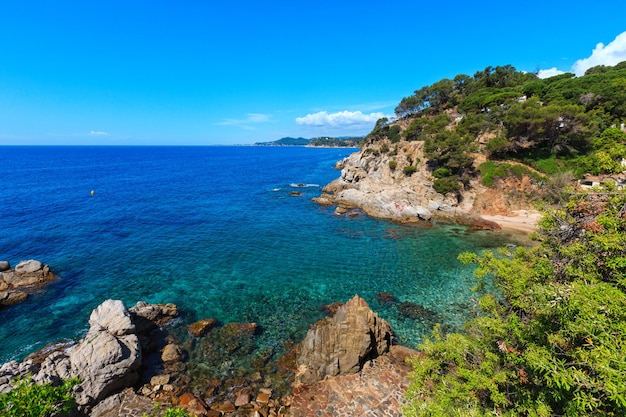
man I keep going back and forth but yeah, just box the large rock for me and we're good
[14,259,43,274]
[69,300,142,407]
[0,299,179,412]
[0,260,57,308]
[314,141,478,223]
[295,295,393,385]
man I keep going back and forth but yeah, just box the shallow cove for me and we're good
[0,146,524,366]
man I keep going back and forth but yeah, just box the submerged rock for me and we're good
[187,318,218,337]
[398,301,438,320]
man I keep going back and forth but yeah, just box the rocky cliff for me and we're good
[314,137,541,230]
[314,139,479,222]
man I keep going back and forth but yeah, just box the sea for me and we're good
[0,146,523,366]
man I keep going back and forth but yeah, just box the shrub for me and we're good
[433,177,461,194]
[388,125,401,143]
[389,160,397,170]
[0,376,79,417]
[403,165,418,176]
[432,167,452,179]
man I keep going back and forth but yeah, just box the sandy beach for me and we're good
[481,210,542,234]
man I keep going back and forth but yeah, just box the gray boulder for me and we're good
[15,259,43,274]
[0,261,10,272]
[69,300,142,408]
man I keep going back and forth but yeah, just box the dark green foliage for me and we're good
[404,185,626,416]
[0,376,79,417]
[389,160,397,170]
[388,125,401,143]
[372,60,626,195]
[432,177,461,194]
[477,160,546,187]
[403,165,418,176]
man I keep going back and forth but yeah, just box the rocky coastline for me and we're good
[313,141,541,233]
[0,294,418,416]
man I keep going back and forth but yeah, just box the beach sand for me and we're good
[481,210,541,234]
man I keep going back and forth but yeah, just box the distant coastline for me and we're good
[254,136,362,147]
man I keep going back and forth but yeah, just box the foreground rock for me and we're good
[295,295,393,385]
[0,299,178,413]
[0,259,57,308]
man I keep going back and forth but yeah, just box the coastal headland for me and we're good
[313,139,541,234]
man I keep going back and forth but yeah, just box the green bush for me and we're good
[432,177,461,194]
[388,125,401,143]
[0,376,79,417]
[389,160,397,170]
[432,167,452,179]
[478,161,546,187]
[403,165,418,176]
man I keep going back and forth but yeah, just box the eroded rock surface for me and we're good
[295,295,393,385]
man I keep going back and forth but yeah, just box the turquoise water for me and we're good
[0,146,522,364]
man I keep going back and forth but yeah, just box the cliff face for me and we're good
[314,139,479,222]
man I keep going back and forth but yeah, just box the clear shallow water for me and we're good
[0,146,522,363]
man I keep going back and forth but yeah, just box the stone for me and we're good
[218,400,236,412]
[295,295,393,385]
[129,301,179,333]
[150,374,170,386]
[0,261,10,272]
[0,291,28,306]
[256,392,271,403]
[89,299,135,336]
[397,301,437,320]
[14,259,42,274]
[235,392,251,406]
[161,343,184,362]
[375,291,397,305]
[0,278,7,292]
[69,300,142,408]
[187,318,217,337]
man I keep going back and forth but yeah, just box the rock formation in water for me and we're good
[0,259,57,307]
[294,295,393,385]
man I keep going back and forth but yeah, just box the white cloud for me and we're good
[572,31,626,76]
[536,67,565,79]
[89,131,109,136]
[295,110,387,127]
[536,31,626,78]
[216,113,271,126]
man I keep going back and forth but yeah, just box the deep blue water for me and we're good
[0,146,521,363]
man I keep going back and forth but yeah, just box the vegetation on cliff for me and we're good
[384,62,626,416]
[367,62,626,196]
[403,184,626,416]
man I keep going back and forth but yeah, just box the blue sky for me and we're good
[2,1,626,145]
